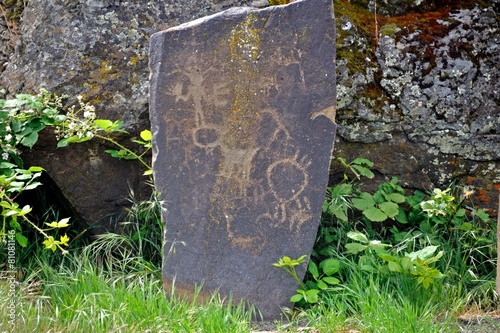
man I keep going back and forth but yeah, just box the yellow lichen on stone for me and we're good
[224,13,261,150]
[269,0,293,5]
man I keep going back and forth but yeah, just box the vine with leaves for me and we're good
[0,89,151,253]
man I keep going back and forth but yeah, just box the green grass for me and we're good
[1,182,498,332]
[0,253,256,332]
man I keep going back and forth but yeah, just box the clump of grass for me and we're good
[1,252,256,332]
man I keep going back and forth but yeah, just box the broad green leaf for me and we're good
[316,280,328,290]
[11,121,22,132]
[20,131,39,148]
[43,236,58,252]
[24,182,42,191]
[345,242,368,254]
[19,205,32,216]
[461,222,473,230]
[388,193,406,203]
[400,257,412,270]
[352,158,373,167]
[304,289,319,304]
[0,201,13,209]
[320,258,340,276]
[407,246,438,261]
[54,115,67,122]
[16,233,28,247]
[333,207,348,222]
[94,119,113,130]
[7,181,25,192]
[360,264,377,272]
[290,294,303,303]
[388,261,402,272]
[0,162,17,169]
[308,261,319,278]
[379,201,399,218]
[378,253,397,262]
[475,209,490,222]
[395,207,408,224]
[351,164,374,179]
[370,241,390,252]
[108,120,125,132]
[373,191,385,204]
[10,219,21,231]
[26,166,44,172]
[45,217,70,228]
[363,207,387,222]
[57,138,69,147]
[318,246,335,256]
[347,231,369,243]
[322,277,340,285]
[352,192,375,210]
[140,129,152,141]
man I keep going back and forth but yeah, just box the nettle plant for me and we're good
[0,89,151,252]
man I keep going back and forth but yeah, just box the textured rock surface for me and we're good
[0,0,497,229]
[150,0,336,318]
[0,0,257,229]
[333,0,500,214]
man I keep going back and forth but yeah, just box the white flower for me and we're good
[77,95,83,100]
[4,134,12,141]
[1,152,8,160]
[86,132,94,138]
[83,111,95,119]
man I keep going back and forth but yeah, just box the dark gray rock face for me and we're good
[334,0,499,213]
[0,0,497,238]
[0,0,258,229]
[150,0,336,318]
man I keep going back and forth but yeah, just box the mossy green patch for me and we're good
[379,23,399,38]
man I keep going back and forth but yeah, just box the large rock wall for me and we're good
[333,0,500,215]
[0,0,255,230]
[0,0,498,229]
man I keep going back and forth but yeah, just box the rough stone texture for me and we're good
[333,0,500,214]
[150,0,336,318]
[0,0,497,231]
[0,0,259,229]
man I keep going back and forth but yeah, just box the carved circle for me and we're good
[192,126,220,148]
[267,159,308,203]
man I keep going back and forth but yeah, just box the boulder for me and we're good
[0,0,258,230]
[333,0,500,214]
[149,0,336,318]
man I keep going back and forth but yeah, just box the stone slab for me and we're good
[149,0,336,319]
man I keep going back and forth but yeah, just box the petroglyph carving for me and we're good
[150,0,337,319]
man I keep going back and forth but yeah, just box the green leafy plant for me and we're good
[305,258,341,292]
[273,255,341,305]
[0,89,152,251]
[272,255,318,303]
[323,157,374,223]
[0,89,73,251]
[56,95,152,174]
[352,176,406,223]
[345,231,444,289]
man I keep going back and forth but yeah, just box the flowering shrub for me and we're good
[0,89,151,252]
